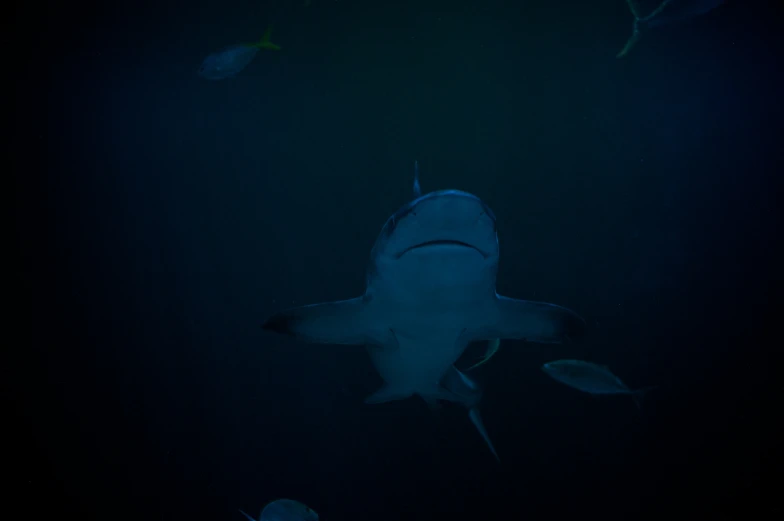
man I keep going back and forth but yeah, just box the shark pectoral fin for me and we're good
[479,295,586,344]
[438,367,498,460]
[364,385,413,404]
[262,297,372,345]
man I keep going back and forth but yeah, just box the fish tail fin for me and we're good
[238,509,257,521]
[256,24,281,50]
[616,26,642,58]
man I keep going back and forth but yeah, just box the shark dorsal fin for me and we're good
[413,159,422,199]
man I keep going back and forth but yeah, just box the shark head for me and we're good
[367,190,499,297]
[373,189,498,260]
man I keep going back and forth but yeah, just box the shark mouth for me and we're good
[396,240,486,259]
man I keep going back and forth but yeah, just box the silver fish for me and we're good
[542,359,656,410]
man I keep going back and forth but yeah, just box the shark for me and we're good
[261,161,585,459]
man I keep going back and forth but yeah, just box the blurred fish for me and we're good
[240,499,318,521]
[617,0,727,58]
[199,25,281,80]
[542,359,656,410]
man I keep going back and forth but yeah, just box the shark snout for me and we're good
[397,191,497,257]
[373,189,499,262]
[410,190,495,231]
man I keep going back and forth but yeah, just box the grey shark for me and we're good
[261,162,585,458]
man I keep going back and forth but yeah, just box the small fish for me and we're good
[542,359,656,410]
[199,25,281,80]
[617,0,727,58]
[240,499,318,521]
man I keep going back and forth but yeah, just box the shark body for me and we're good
[262,163,585,458]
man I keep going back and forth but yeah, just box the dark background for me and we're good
[12,0,780,519]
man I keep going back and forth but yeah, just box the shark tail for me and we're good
[256,24,281,50]
[437,366,500,461]
[469,407,500,462]
[421,388,500,461]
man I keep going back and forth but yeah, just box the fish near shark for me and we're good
[542,359,657,411]
[261,161,585,458]
[617,0,727,58]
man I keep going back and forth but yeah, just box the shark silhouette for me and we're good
[261,162,585,459]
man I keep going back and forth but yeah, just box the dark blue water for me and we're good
[15,0,779,519]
